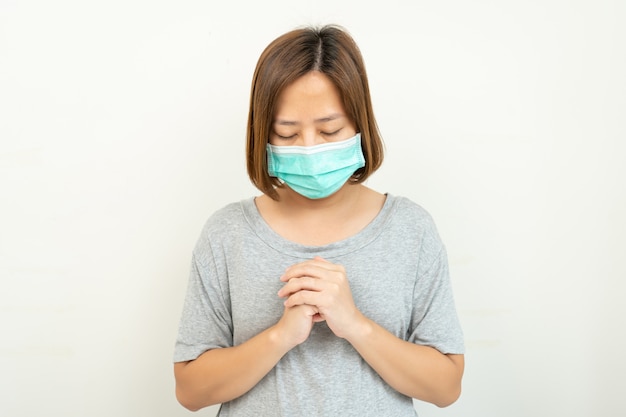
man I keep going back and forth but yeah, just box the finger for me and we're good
[312,313,326,322]
[281,261,341,282]
[277,276,323,298]
[298,305,325,322]
[294,304,319,318]
[279,262,318,282]
[284,290,320,308]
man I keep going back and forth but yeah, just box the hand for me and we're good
[273,304,321,350]
[277,257,364,339]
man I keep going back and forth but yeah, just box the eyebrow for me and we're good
[274,113,345,126]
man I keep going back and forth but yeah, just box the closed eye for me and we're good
[322,128,342,136]
[275,133,296,140]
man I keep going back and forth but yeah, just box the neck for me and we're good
[275,182,364,215]
[254,182,385,246]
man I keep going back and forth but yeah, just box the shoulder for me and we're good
[386,194,445,258]
[192,198,254,257]
[203,200,248,231]
[388,195,439,235]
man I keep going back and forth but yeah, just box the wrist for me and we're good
[267,323,297,354]
[343,312,374,344]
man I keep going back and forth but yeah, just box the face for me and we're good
[270,71,357,147]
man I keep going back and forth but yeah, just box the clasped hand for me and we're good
[276,256,363,346]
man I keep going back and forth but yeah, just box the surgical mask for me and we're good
[266,133,365,199]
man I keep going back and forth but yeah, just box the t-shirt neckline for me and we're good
[240,193,397,259]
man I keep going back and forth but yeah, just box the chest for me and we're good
[225,246,418,344]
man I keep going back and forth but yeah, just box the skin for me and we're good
[174,71,464,411]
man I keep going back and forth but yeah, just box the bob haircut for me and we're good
[246,24,384,200]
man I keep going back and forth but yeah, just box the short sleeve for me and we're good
[173,241,233,363]
[408,242,465,355]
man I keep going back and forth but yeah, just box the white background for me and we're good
[1,1,625,416]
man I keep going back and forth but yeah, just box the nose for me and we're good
[300,130,324,147]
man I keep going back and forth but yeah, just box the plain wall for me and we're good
[1,1,625,416]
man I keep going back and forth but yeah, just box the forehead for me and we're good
[273,71,346,122]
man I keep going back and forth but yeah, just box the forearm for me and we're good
[174,325,289,411]
[346,315,464,407]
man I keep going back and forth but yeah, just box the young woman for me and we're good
[173,25,465,416]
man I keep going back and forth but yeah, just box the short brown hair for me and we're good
[246,24,384,200]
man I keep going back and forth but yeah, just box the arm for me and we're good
[279,257,464,407]
[174,304,321,411]
[344,314,464,407]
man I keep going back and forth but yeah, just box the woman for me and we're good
[173,24,465,416]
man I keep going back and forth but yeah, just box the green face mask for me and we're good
[266,133,365,199]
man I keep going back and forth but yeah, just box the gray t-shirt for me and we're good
[174,194,464,417]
